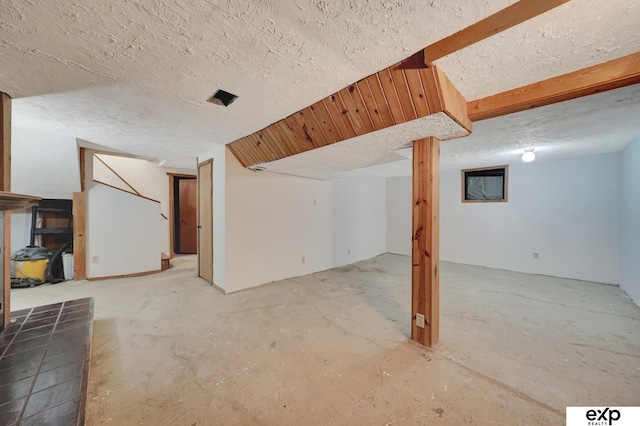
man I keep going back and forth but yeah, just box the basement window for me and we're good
[462,166,508,202]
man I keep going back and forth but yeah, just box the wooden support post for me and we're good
[72,191,86,281]
[1,93,11,328]
[412,137,440,347]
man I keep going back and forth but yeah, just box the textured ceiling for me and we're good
[335,84,640,179]
[2,0,640,175]
[436,0,640,100]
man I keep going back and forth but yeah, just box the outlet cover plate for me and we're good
[416,313,425,328]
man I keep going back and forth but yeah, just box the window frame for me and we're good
[461,165,509,203]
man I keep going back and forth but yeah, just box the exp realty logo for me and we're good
[566,407,640,426]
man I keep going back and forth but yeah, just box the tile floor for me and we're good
[0,298,93,425]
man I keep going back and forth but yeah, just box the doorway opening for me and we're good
[169,174,197,256]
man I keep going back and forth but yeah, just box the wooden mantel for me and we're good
[0,191,41,211]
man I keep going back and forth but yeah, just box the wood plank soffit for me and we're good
[468,51,640,121]
[228,52,471,168]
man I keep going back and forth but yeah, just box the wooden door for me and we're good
[177,178,197,254]
[197,160,213,284]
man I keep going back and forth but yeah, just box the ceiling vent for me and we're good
[207,89,238,107]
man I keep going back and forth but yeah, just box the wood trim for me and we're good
[0,192,40,210]
[170,175,197,257]
[197,158,214,284]
[79,147,86,192]
[435,67,473,134]
[0,94,9,191]
[2,213,9,327]
[168,175,175,258]
[412,137,440,347]
[87,269,162,281]
[461,164,509,172]
[1,93,10,329]
[460,165,509,203]
[166,173,196,179]
[167,173,197,258]
[92,180,161,204]
[209,281,226,295]
[93,154,142,196]
[423,0,571,65]
[468,52,640,121]
[72,191,87,281]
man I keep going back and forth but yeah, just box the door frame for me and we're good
[197,159,213,284]
[167,172,196,258]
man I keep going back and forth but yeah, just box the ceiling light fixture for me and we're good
[207,89,238,107]
[522,148,536,163]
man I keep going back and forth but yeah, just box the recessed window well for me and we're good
[462,165,508,203]
[207,89,238,107]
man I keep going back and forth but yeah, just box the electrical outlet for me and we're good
[416,313,425,328]
[533,252,539,260]
[302,256,305,264]
[91,256,99,264]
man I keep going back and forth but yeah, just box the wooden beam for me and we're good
[412,136,440,347]
[73,191,87,281]
[423,0,571,65]
[1,93,10,328]
[435,67,473,133]
[468,52,640,121]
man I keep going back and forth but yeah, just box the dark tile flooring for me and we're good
[0,298,93,426]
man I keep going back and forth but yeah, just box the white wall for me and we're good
[10,126,81,251]
[620,137,640,304]
[92,153,195,256]
[224,149,386,293]
[332,176,388,266]
[83,149,163,278]
[10,208,33,254]
[387,153,621,284]
[11,126,80,199]
[86,183,161,278]
[387,176,412,256]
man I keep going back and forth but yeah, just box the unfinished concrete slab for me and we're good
[10,254,640,425]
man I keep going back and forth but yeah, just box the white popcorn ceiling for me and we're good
[2,0,639,176]
[351,84,640,179]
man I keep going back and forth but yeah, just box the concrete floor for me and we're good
[11,254,640,425]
